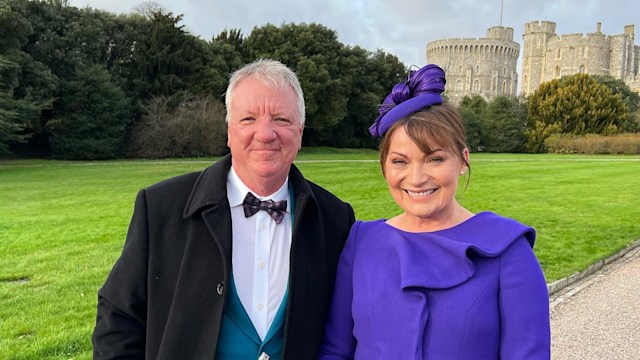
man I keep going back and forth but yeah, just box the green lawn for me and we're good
[1,150,639,359]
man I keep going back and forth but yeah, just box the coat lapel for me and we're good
[183,154,233,262]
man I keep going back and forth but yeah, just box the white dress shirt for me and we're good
[227,168,292,340]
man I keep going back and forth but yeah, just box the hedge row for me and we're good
[544,134,640,154]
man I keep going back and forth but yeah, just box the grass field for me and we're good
[1,149,639,359]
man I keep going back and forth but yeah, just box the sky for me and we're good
[67,0,640,73]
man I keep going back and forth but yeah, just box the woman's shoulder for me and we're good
[447,211,536,256]
[349,218,388,236]
[462,211,536,250]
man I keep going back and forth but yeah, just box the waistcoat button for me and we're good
[216,282,225,295]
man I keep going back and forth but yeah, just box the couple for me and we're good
[92,59,550,359]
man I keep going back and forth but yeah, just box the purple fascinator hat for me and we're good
[369,64,446,138]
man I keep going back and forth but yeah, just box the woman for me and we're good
[319,64,550,359]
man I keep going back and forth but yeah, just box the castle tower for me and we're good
[610,25,636,81]
[521,21,556,96]
[426,26,520,105]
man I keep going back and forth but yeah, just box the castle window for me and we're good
[502,81,507,94]
[458,65,462,73]
[555,66,561,78]
[556,48,561,59]
[503,67,507,75]
[473,79,480,92]
[579,65,585,74]
[456,79,463,91]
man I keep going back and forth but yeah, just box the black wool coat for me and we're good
[92,155,355,359]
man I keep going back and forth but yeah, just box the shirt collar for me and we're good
[227,167,291,213]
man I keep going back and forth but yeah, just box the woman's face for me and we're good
[383,126,468,227]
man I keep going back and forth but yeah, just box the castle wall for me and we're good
[521,21,639,95]
[544,33,609,80]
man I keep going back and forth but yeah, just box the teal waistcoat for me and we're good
[215,276,288,360]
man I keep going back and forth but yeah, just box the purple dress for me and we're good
[319,212,550,359]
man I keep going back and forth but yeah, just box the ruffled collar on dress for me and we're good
[378,212,535,290]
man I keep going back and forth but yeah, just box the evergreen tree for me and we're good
[47,64,131,159]
[482,96,525,153]
[593,75,640,133]
[456,95,487,152]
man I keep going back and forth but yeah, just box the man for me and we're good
[92,59,355,359]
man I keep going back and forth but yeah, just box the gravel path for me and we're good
[549,244,640,359]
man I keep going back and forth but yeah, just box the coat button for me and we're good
[216,282,225,295]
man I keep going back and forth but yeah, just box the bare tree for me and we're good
[129,93,228,158]
[133,1,166,19]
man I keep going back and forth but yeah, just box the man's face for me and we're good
[227,76,303,195]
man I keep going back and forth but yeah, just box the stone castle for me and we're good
[426,21,640,104]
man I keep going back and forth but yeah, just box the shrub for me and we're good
[128,93,228,158]
[544,134,640,155]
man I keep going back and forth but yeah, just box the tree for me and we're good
[214,28,244,48]
[482,96,525,153]
[457,95,487,151]
[593,75,640,133]
[207,36,243,98]
[9,0,115,153]
[0,0,56,153]
[525,74,628,152]
[132,0,165,18]
[0,91,23,154]
[47,64,131,159]
[329,48,405,148]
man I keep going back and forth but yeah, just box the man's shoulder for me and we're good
[144,157,229,196]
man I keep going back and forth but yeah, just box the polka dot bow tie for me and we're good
[242,192,287,224]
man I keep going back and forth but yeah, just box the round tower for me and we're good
[426,26,520,105]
